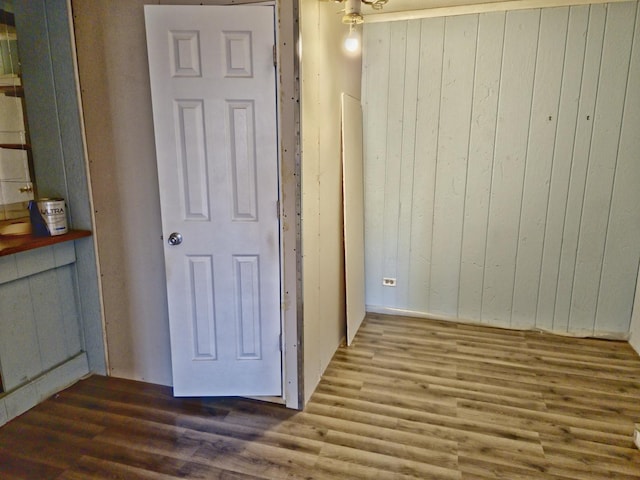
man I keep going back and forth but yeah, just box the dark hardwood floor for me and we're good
[1,313,640,479]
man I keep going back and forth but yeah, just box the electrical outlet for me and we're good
[634,425,640,450]
[382,277,396,287]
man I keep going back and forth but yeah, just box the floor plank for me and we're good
[1,313,640,479]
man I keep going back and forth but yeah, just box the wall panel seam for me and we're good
[510,10,542,326]
[537,7,571,326]
[427,18,447,309]
[381,23,393,294]
[552,5,591,330]
[26,278,43,377]
[407,20,423,302]
[408,21,423,270]
[567,4,607,332]
[594,1,638,329]
[479,12,507,322]
[395,21,411,299]
[457,14,481,318]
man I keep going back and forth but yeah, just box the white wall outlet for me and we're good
[634,425,640,450]
[382,277,396,287]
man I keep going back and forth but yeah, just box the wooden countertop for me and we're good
[0,230,92,257]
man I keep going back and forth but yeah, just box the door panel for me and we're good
[342,93,366,345]
[145,5,281,397]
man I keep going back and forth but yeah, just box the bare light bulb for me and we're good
[344,26,360,54]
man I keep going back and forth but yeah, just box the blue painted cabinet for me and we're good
[0,0,105,425]
[0,242,81,392]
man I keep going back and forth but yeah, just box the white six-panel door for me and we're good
[145,5,281,396]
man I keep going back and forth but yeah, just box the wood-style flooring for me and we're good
[1,313,640,479]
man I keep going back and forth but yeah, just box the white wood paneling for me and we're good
[407,17,444,312]
[396,20,421,309]
[381,21,407,309]
[429,15,477,314]
[363,1,640,336]
[597,3,640,333]
[569,1,637,333]
[511,7,568,329]
[362,21,391,313]
[482,9,539,327]
[536,5,590,331]
[458,11,505,321]
[552,4,606,332]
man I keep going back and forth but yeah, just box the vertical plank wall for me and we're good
[362,1,640,335]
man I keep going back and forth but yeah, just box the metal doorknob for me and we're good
[167,232,183,246]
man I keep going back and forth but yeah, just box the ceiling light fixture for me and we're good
[344,25,360,53]
[361,0,389,10]
[341,0,364,54]
[337,0,389,54]
[334,0,389,11]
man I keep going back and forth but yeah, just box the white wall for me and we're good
[363,1,640,336]
[300,0,361,402]
[73,0,172,384]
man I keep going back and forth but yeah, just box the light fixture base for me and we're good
[332,0,390,11]
[342,12,364,25]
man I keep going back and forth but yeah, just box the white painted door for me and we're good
[145,5,281,397]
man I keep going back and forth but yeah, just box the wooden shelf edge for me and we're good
[0,85,24,97]
[0,143,30,150]
[0,229,91,257]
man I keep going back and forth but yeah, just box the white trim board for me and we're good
[364,0,633,22]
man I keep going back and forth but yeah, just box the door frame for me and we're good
[274,0,303,410]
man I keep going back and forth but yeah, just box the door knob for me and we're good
[167,232,183,246]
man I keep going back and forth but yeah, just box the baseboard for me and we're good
[365,305,630,341]
[0,352,89,426]
[629,333,640,357]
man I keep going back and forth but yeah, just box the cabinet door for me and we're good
[0,94,26,145]
[0,148,30,181]
[0,180,33,204]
